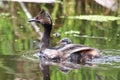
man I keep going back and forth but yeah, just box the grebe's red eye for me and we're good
[37,16,41,20]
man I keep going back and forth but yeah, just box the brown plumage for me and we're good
[28,9,102,73]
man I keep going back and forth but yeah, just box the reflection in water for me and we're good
[0,55,41,80]
[24,50,120,80]
[30,49,120,68]
[0,49,120,80]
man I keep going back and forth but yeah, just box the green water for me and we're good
[0,49,120,80]
[0,1,120,80]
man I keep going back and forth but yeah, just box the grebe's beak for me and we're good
[28,18,37,22]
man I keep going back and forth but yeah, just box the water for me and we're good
[0,53,42,80]
[0,1,120,80]
[1,20,120,80]
[0,49,120,80]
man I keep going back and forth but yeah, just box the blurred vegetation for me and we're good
[0,1,120,80]
[0,0,120,55]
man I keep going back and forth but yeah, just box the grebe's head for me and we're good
[57,38,72,45]
[28,9,52,25]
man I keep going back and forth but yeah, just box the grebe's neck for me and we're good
[40,24,52,50]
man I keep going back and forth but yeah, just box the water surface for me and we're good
[0,49,120,80]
